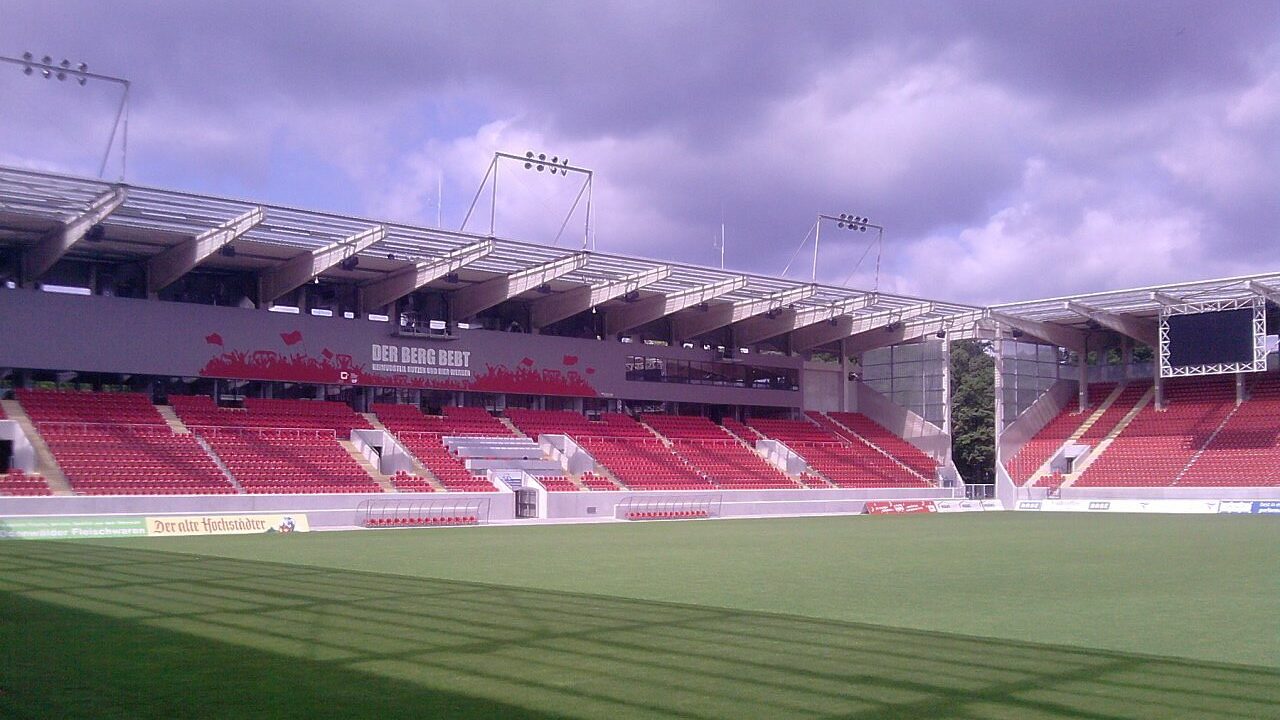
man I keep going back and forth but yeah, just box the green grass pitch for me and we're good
[1,513,1276,719]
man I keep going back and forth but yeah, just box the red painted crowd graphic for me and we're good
[199,330,600,396]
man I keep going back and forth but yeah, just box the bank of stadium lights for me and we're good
[460,151,595,250]
[815,212,885,288]
[1,52,131,180]
[523,151,571,175]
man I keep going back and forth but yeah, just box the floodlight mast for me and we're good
[0,53,132,180]
[814,212,884,288]
[459,151,595,250]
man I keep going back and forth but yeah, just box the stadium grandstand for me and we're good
[0,164,1278,526]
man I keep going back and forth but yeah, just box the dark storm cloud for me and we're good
[1,1,1277,303]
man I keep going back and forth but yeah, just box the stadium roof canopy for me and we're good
[988,272,1280,351]
[0,165,978,349]
[4,165,1277,353]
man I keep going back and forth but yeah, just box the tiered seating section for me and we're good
[171,396,372,434]
[1060,375,1280,488]
[171,395,381,494]
[391,470,437,492]
[538,476,581,492]
[1076,378,1236,487]
[1179,376,1280,486]
[747,417,929,488]
[508,410,714,491]
[372,405,501,492]
[722,418,762,442]
[506,409,648,441]
[641,414,796,489]
[581,472,622,490]
[0,469,51,496]
[825,412,939,479]
[17,390,235,495]
[204,431,381,494]
[1004,383,1119,484]
[371,404,511,436]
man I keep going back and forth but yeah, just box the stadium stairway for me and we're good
[1024,384,1128,486]
[193,435,244,493]
[1171,399,1244,485]
[361,412,443,491]
[1058,385,1154,488]
[339,439,396,492]
[499,416,527,438]
[0,398,72,495]
[155,405,192,435]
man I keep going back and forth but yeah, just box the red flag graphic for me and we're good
[562,355,579,366]
[280,330,303,346]
[321,348,334,359]
[205,333,224,346]
[520,357,535,367]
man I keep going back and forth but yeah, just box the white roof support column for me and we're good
[1246,280,1280,308]
[23,187,127,281]
[988,311,1088,352]
[358,239,493,315]
[844,309,985,354]
[791,303,935,352]
[604,276,748,336]
[529,265,671,330]
[732,293,878,347]
[1065,301,1158,347]
[146,207,265,294]
[449,251,590,321]
[258,225,386,303]
[672,284,817,342]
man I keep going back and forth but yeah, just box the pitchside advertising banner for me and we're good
[864,499,997,514]
[1017,499,1280,514]
[0,289,801,405]
[0,513,309,540]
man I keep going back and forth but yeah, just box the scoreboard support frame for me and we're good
[1158,297,1267,378]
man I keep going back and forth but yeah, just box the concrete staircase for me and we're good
[1173,402,1243,485]
[1,399,72,495]
[340,439,395,492]
[194,435,244,493]
[1025,384,1127,487]
[1059,385,1155,488]
[499,416,527,438]
[359,413,444,491]
[361,412,390,433]
[156,405,192,434]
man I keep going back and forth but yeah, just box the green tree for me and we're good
[949,340,995,484]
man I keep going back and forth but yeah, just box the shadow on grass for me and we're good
[0,541,1276,720]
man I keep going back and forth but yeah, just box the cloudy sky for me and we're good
[2,1,1277,304]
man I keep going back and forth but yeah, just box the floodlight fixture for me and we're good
[461,151,595,250]
[1,52,130,178]
[805,212,886,286]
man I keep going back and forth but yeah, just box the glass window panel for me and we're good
[895,344,923,362]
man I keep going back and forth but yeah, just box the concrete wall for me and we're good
[802,362,843,412]
[0,420,35,472]
[544,487,954,519]
[1057,486,1280,501]
[853,382,951,462]
[0,288,802,407]
[0,491,516,528]
[997,379,1076,466]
